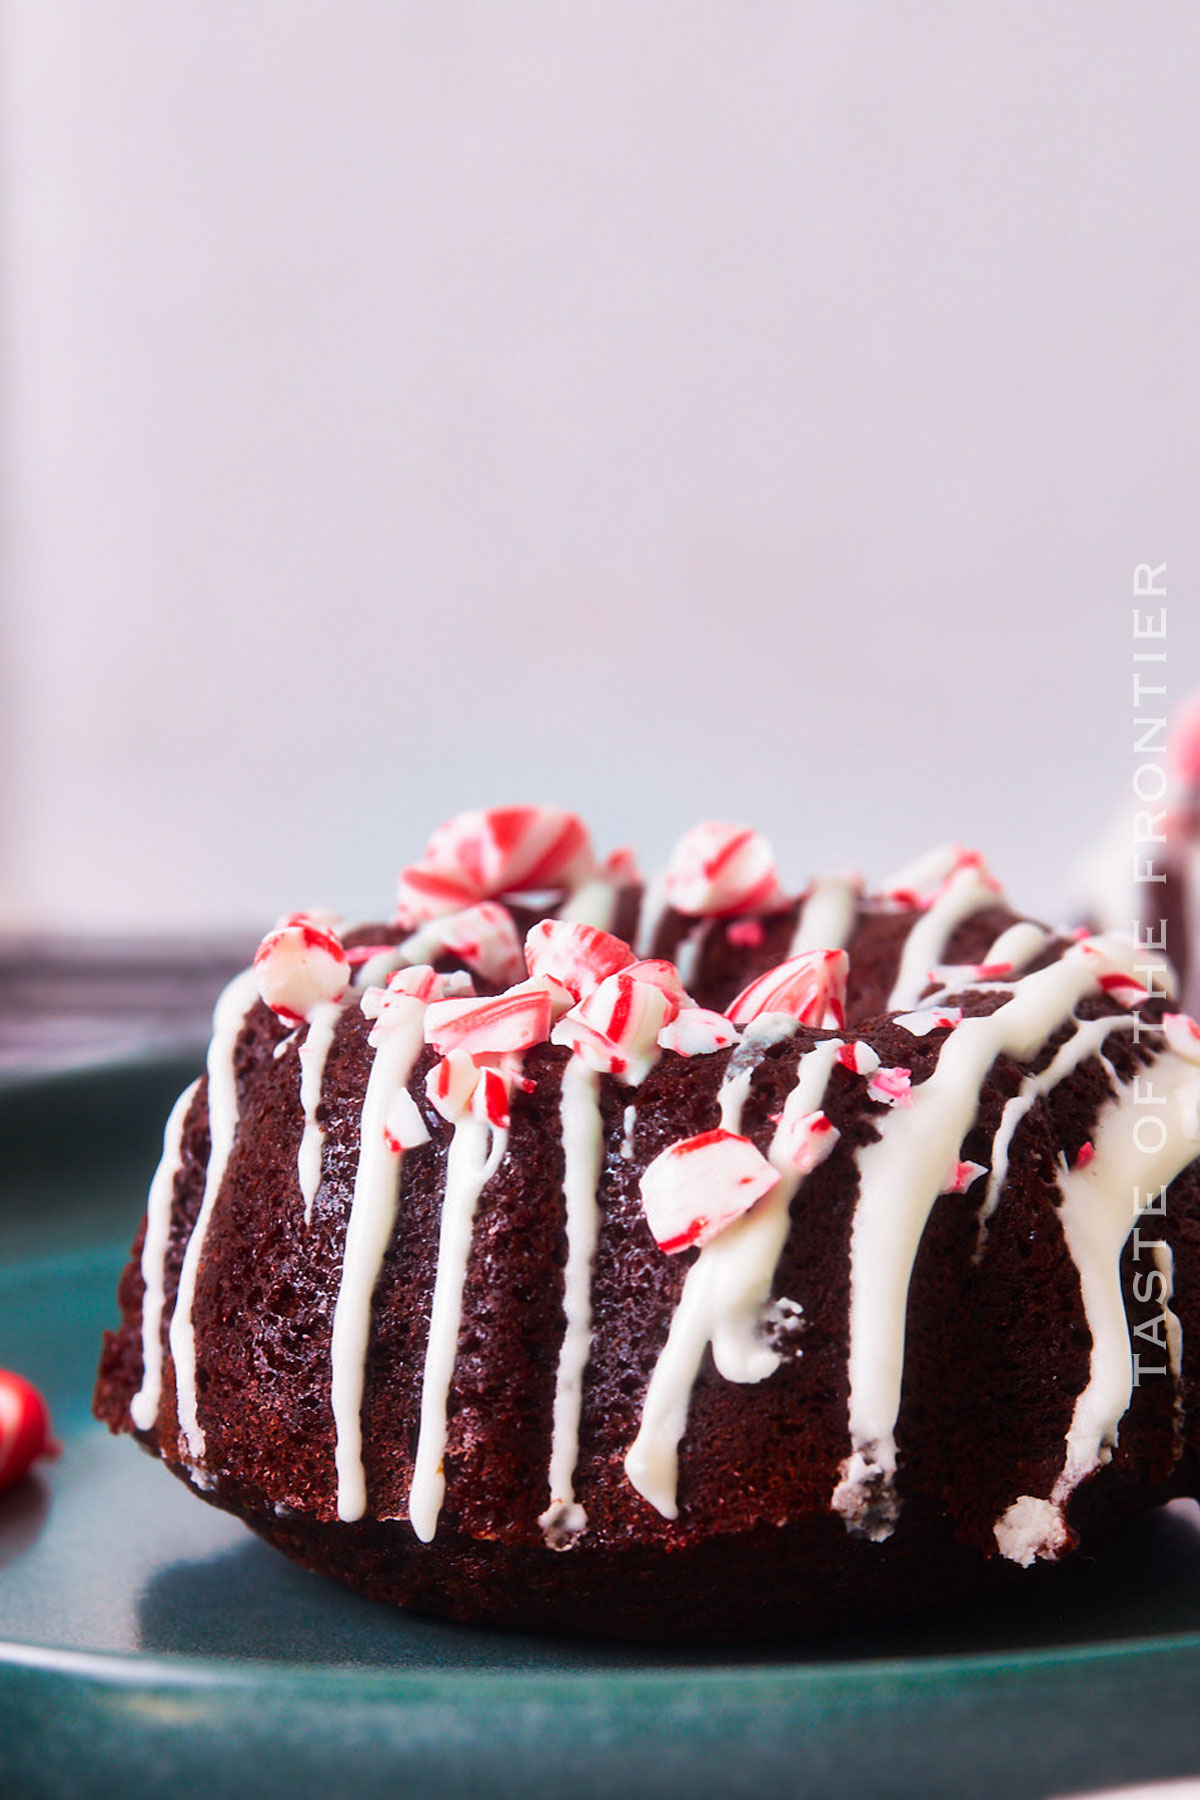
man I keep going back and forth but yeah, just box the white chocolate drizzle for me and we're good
[993,1050,1200,1563]
[886,862,1000,1011]
[558,877,617,932]
[408,1105,510,1542]
[833,939,1153,1539]
[168,967,261,1463]
[788,876,857,958]
[625,1035,841,1519]
[297,1000,342,1226]
[538,1056,604,1547]
[974,1014,1137,1255]
[979,920,1052,977]
[330,995,427,1522]
[130,1078,201,1433]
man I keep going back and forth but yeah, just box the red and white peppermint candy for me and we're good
[773,1109,840,1176]
[882,845,999,910]
[663,822,784,917]
[622,959,691,1019]
[893,1005,963,1036]
[1164,1012,1200,1063]
[425,1050,515,1129]
[725,950,848,1030]
[836,1040,881,1076]
[1073,1142,1095,1172]
[396,806,595,924]
[657,1008,741,1057]
[383,1088,432,1153]
[867,1066,913,1108]
[524,918,636,1001]
[946,1159,987,1194]
[402,901,525,989]
[424,986,552,1057]
[0,1370,57,1493]
[641,1128,780,1253]
[1076,938,1156,1007]
[254,918,349,1026]
[551,970,673,1083]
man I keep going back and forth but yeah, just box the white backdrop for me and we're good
[2,3,1197,933]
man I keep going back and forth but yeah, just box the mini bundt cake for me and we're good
[94,807,1200,1640]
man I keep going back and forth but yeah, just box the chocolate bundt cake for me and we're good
[94,808,1200,1640]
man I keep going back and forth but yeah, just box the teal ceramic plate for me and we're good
[2,1060,1200,1800]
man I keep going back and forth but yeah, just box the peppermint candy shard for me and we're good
[725,949,849,1029]
[253,919,349,1026]
[641,1129,781,1253]
[397,807,596,925]
[947,1159,988,1194]
[657,1009,741,1057]
[550,970,674,1083]
[1164,1012,1200,1063]
[1077,935,1166,1006]
[868,1066,914,1108]
[835,1040,881,1077]
[424,988,552,1056]
[0,1370,58,1493]
[383,1089,431,1153]
[425,1049,482,1123]
[524,918,636,1001]
[400,901,525,989]
[893,1006,963,1037]
[663,822,785,917]
[775,1109,840,1176]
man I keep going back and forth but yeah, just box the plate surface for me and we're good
[2,1060,1200,1799]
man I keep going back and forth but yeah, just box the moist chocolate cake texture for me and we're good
[94,808,1200,1640]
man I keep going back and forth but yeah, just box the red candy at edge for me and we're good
[0,1370,59,1493]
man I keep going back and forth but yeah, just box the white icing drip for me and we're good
[673,921,709,990]
[408,1108,510,1543]
[557,878,617,931]
[979,920,1051,976]
[974,1015,1138,1253]
[994,1052,1200,1561]
[168,968,261,1462]
[297,1000,342,1226]
[635,872,669,958]
[624,1038,843,1519]
[130,1079,201,1433]
[620,1103,637,1161]
[788,876,857,958]
[273,1028,300,1060]
[330,998,427,1522]
[887,863,1001,1011]
[833,941,1147,1538]
[539,1057,604,1547]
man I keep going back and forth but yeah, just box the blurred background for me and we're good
[1,4,1198,1059]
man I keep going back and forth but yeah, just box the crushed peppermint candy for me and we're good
[396,806,595,925]
[773,1108,840,1176]
[1073,1141,1095,1171]
[551,969,675,1085]
[524,918,636,1001]
[893,1005,963,1036]
[400,901,525,988]
[726,918,765,948]
[254,917,349,1026]
[424,987,552,1057]
[836,1040,882,1077]
[640,1128,780,1253]
[663,822,785,918]
[867,1066,914,1108]
[725,949,848,1030]
[946,1159,988,1194]
[383,1088,432,1153]
[657,1008,741,1057]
